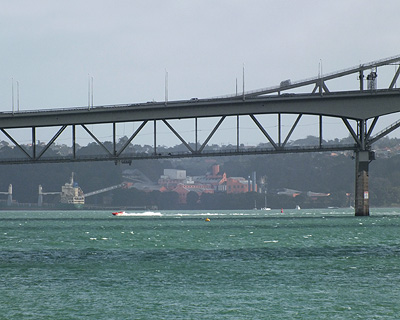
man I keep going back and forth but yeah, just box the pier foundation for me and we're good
[355,151,373,216]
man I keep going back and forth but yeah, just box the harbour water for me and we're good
[1,208,400,319]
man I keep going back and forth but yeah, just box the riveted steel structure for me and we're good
[1,55,400,215]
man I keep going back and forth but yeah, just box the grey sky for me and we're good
[1,0,400,146]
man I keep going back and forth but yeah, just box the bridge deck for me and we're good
[1,90,400,129]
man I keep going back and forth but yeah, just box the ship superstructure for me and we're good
[60,173,85,206]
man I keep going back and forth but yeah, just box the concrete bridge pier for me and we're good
[355,151,374,216]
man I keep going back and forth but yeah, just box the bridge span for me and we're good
[1,55,400,216]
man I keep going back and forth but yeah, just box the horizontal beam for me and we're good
[0,144,358,165]
[1,90,400,129]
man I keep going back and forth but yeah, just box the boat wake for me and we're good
[112,211,162,217]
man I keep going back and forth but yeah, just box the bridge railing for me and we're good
[212,54,400,100]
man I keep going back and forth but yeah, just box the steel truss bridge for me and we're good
[1,55,400,215]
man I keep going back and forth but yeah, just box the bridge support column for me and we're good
[355,151,373,216]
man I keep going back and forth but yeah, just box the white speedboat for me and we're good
[112,211,162,217]
[261,195,271,210]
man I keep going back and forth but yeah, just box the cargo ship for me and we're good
[59,173,85,209]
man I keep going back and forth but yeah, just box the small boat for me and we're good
[112,211,162,217]
[296,205,301,210]
[261,195,271,210]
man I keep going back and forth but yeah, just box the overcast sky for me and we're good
[1,0,400,145]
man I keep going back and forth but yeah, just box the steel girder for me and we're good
[0,112,377,164]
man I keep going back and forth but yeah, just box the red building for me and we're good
[226,177,256,194]
[173,184,214,204]
[158,165,255,202]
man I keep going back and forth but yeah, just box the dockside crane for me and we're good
[38,185,60,207]
[0,184,13,206]
[83,183,129,198]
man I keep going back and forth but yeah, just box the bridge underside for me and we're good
[0,113,378,164]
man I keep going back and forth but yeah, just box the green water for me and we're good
[1,209,400,319]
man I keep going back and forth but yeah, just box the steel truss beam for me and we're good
[81,124,113,156]
[162,120,195,154]
[389,65,400,89]
[198,116,226,153]
[250,115,279,150]
[0,113,375,164]
[0,128,32,159]
[116,121,148,157]
[36,125,67,159]
[369,118,400,144]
